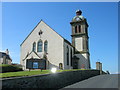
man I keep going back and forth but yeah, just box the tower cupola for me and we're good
[76,10,82,16]
[72,9,85,22]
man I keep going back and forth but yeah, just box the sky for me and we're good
[1,2,118,74]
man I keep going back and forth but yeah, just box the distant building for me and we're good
[96,62,102,74]
[0,49,12,65]
[20,10,91,70]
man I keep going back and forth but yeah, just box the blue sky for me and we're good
[1,2,118,74]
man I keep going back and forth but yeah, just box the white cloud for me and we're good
[115,72,120,74]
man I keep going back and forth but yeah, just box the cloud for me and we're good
[115,72,120,74]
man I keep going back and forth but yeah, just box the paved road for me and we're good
[61,74,119,88]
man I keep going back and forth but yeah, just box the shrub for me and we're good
[0,64,23,73]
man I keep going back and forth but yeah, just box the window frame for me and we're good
[79,25,81,33]
[75,26,77,33]
[37,40,43,52]
[67,46,69,65]
[32,42,36,52]
[44,41,48,53]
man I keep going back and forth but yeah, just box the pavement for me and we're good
[61,74,119,88]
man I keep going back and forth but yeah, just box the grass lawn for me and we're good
[0,70,50,78]
[0,69,87,78]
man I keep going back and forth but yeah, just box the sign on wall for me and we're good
[33,62,38,69]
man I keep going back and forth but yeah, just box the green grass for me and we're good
[0,70,50,78]
[57,69,86,72]
[0,69,89,78]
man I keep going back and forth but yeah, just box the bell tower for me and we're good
[70,10,90,69]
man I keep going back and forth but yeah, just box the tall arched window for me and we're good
[75,26,77,33]
[32,42,36,52]
[67,46,69,65]
[79,25,81,33]
[44,41,48,53]
[71,48,73,66]
[86,40,88,50]
[37,40,42,52]
[85,27,88,34]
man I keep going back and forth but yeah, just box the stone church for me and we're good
[20,10,91,70]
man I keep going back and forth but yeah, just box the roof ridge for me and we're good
[20,19,72,46]
[20,19,43,46]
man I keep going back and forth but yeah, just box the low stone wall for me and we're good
[1,70,100,89]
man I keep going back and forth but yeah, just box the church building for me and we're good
[20,10,91,70]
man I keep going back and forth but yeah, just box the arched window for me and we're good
[67,46,69,65]
[75,26,77,33]
[85,28,88,34]
[32,42,36,52]
[37,40,42,52]
[59,63,63,70]
[86,40,88,50]
[79,25,81,33]
[71,48,73,66]
[44,41,48,53]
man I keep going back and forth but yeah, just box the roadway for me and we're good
[61,74,119,88]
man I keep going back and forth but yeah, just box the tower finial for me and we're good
[76,9,82,16]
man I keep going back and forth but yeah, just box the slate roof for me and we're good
[0,52,12,60]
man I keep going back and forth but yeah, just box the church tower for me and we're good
[70,10,91,69]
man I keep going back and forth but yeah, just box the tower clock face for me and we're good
[76,17,80,21]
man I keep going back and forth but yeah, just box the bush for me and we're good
[0,64,23,73]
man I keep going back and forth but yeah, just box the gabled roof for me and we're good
[20,19,72,46]
[22,51,41,61]
[0,52,12,60]
[64,39,73,47]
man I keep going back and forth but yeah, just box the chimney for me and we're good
[96,62,100,70]
[96,62,102,74]
[5,49,9,55]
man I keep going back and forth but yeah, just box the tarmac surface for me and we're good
[61,74,119,88]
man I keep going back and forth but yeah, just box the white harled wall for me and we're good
[20,21,64,70]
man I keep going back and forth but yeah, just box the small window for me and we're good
[85,28,88,34]
[44,41,48,53]
[32,42,36,52]
[79,25,81,33]
[59,63,63,69]
[37,40,42,52]
[67,46,69,65]
[86,40,88,50]
[71,49,73,66]
[75,26,77,33]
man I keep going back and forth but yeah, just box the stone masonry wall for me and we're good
[1,70,100,89]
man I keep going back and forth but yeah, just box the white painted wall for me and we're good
[20,21,64,70]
